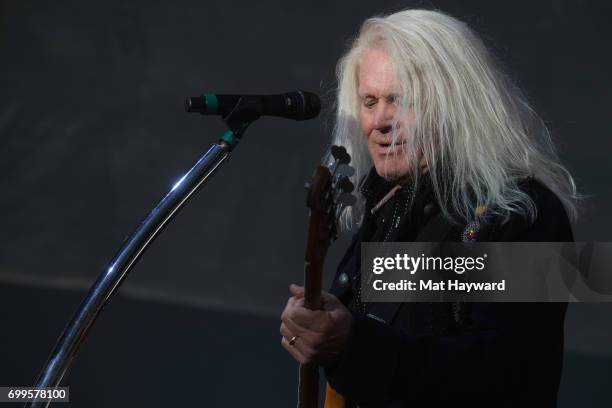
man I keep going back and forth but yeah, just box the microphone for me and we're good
[185,91,320,121]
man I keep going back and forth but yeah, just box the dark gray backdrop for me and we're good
[1,0,611,406]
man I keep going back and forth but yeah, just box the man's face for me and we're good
[358,47,414,181]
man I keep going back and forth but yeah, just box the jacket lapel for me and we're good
[363,212,458,325]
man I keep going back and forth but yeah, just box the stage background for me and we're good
[1,0,611,406]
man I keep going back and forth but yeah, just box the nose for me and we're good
[372,100,396,131]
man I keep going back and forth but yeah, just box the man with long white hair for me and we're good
[281,9,577,407]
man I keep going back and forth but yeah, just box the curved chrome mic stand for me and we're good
[27,124,248,407]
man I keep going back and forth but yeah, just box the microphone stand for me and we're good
[26,111,255,407]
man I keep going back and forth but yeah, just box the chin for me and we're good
[373,158,411,182]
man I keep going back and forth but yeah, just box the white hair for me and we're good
[332,9,578,230]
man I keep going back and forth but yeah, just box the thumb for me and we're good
[289,284,305,298]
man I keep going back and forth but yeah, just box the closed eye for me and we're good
[386,94,399,105]
[362,96,377,109]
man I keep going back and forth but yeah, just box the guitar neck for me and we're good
[297,155,353,408]
[303,196,327,309]
[298,260,323,408]
[298,363,319,408]
[298,206,327,408]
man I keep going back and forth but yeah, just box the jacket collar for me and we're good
[359,167,432,206]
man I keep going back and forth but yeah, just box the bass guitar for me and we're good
[298,145,355,408]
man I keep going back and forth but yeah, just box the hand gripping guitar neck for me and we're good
[299,145,356,408]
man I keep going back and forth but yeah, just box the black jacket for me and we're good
[325,169,573,408]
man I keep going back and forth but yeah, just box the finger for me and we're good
[286,310,331,338]
[281,331,317,363]
[281,309,310,338]
[282,297,305,323]
[282,296,315,326]
[283,319,322,346]
[282,318,320,362]
[281,297,297,321]
[281,321,304,349]
[283,316,317,344]
[290,295,305,308]
[288,307,327,328]
[281,336,310,364]
[280,296,292,320]
[279,322,295,340]
[282,294,305,319]
[289,284,305,298]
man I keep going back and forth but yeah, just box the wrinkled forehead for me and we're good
[357,47,401,97]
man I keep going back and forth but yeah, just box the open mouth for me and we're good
[374,140,408,156]
[378,140,407,148]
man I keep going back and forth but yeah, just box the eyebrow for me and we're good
[358,92,399,99]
